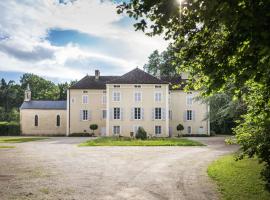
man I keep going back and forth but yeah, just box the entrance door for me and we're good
[101,127,106,136]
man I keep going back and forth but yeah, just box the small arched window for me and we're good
[34,115,38,127]
[56,115,60,127]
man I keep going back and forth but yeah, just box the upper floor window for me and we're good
[134,92,142,102]
[56,115,60,127]
[34,115,38,127]
[82,95,88,104]
[113,92,121,102]
[83,90,88,93]
[134,85,141,88]
[187,96,193,105]
[113,107,120,119]
[102,110,107,119]
[155,108,162,119]
[114,85,120,88]
[155,85,162,88]
[187,110,193,121]
[134,107,141,120]
[82,110,88,121]
[155,92,162,102]
[102,95,106,104]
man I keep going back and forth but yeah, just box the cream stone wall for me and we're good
[20,109,66,135]
[106,84,169,137]
[169,90,209,136]
[68,89,106,135]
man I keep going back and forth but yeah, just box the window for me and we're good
[102,110,107,119]
[113,126,120,134]
[34,115,38,127]
[113,92,120,101]
[82,95,88,104]
[56,115,60,127]
[187,110,192,121]
[155,108,162,119]
[134,92,142,102]
[155,85,161,88]
[71,97,75,104]
[187,126,192,134]
[187,96,193,105]
[155,126,162,135]
[134,107,141,120]
[83,90,88,93]
[114,107,120,119]
[83,110,88,121]
[155,92,162,102]
[134,85,141,88]
[102,95,106,104]
[114,85,120,88]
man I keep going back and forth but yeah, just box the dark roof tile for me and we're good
[20,100,67,110]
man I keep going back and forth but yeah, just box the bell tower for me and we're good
[24,84,31,102]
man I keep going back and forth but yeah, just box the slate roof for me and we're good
[69,75,118,89]
[107,68,168,84]
[160,76,188,90]
[20,100,67,110]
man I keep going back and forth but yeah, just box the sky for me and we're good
[0,0,168,83]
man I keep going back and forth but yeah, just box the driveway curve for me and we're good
[0,136,238,200]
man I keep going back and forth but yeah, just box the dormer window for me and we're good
[83,90,88,93]
[134,85,141,88]
[114,85,120,88]
[155,85,161,88]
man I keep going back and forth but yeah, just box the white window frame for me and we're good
[134,92,142,102]
[113,107,120,120]
[154,92,162,102]
[113,125,121,135]
[186,95,193,105]
[155,125,162,135]
[112,91,121,102]
[187,126,192,134]
[82,95,88,104]
[187,110,193,121]
[82,110,88,121]
[102,110,107,119]
[155,107,162,120]
[134,107,141,120]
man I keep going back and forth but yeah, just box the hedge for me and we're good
[0,121,20,136]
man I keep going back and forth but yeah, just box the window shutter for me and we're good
[183,111,187,122]
[121,108,124,121]
[141,108,144,120]
[130,107,134,120]
[193,110,196,121]
[152,108,155,120]
[80,110,83,121]
[162,108,166,120]
[110,108,113,120]
[88,110,91,121]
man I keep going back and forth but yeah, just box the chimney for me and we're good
[95,70,100,80]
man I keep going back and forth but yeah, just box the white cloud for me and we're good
[0,0,168,81]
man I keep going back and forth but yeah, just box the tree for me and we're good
[118,0,270,189]
[89,124,98,136]
[176,123,184,137]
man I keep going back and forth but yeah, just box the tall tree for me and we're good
[118,0,270,189]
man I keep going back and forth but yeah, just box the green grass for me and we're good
[0,137,48,143]
[208,154,270,200]
[0,145,15,148]
[79,137,204,146]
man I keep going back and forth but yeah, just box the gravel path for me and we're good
[0,136,238,200]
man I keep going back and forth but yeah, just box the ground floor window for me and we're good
[187,126,192,134]
[34,115,38,127]
[187,110,193,121]
[56,115,60,127]
[155,125,162,135]
[113,126,120,135]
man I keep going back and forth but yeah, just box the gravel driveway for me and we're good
[0,136,238,200]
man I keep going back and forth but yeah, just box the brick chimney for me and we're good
[95,70,100,80]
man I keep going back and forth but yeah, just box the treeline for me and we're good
[0,73,76,122]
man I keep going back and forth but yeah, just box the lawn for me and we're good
[79,137,204,146]
[0,146,15,148]
[208,154,270,200]
[0,137,48,143]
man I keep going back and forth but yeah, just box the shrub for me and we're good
[0,121,20,136]
[89,124,98,136]
[69,132,90,137]
[176,123,184,137]
[135,127,147,140]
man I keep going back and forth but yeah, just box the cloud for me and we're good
[0,0,168,81]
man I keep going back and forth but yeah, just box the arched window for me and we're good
[34,115,38,127]
[56,115,60,127]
